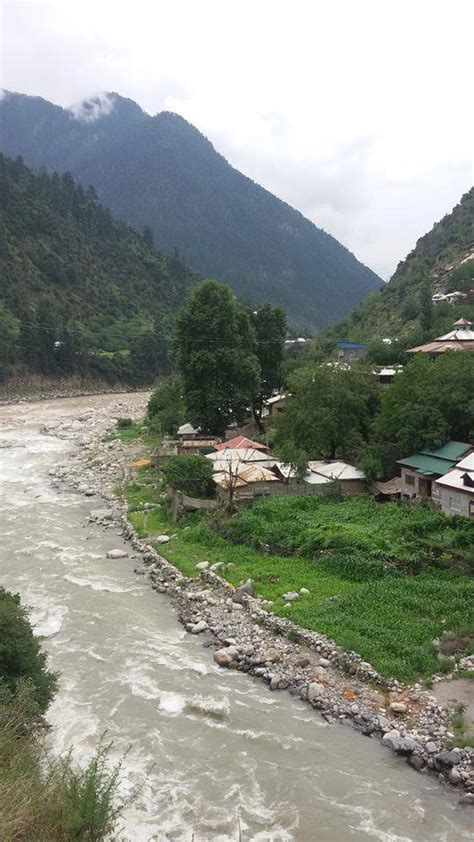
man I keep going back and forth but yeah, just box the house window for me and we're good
[405,474,415,487]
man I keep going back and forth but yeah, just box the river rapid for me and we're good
[0,394,472,841]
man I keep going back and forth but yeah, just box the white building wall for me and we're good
[437,485,472,518]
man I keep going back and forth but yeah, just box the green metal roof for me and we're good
[397,441,471,477]
[397,454,456,476]
[422,441,470,461]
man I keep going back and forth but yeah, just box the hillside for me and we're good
[0,154,197,381]
[0,91,382,331]
[320,188,474,346]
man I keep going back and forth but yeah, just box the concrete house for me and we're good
[397,441,471,501]
[336,340,367,361]
[434,452,474,518]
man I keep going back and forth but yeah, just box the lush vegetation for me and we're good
[0,90,382,331]
[224,495,474,575]
[124,469,473,682]
[162,455,214,497]
[0,588,125,839]
[273,364,378,461]
[147,374,186,435]
[0,587,57,712]
[0,153,198,384]
[272,352,473,476]
[375,352,474,453]
[315,186,474,345]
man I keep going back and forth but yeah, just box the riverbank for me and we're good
[0,373,149,406]
[35,395,474,800]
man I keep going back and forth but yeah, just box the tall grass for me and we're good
[0,698,125,841]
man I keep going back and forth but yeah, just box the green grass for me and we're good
[124,480,474,682]
[103,420,161,447]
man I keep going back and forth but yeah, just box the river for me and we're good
[0,395,472,841]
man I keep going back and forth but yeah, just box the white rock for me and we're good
[307,682,325,703]
[390,702,407,714]
[300,587,310,594]
[195,561,209,571]
[156,535,171,544]
[191,620,208,634]
[106,549,128,559]
[283,591,300,602]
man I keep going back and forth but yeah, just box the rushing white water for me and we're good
[0,396,472,841]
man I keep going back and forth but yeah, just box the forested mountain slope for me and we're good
[321,187,474,346]
[0,154,197,380]
[0,90,382,330]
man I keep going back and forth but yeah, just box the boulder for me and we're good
[156,535,171,544]
[389,702,407,715]
[106,549,128,559]
[283,591,300,602]
[300,587,310,595]
[295,656,310,668]
[407,755,426,771]
[195,561,209,571]
[307,682,325,704]
[435,750,462,768]
[191,620,208,634]
[210,562,224,572]
[214,649,233,667]
[425,741,438,754]
[448,767,462,785]
[383,731,420,755]
[263,648,281,664]
[232,578,254,603]
[318,658,331,668]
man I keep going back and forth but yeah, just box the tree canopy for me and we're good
[175,280,261,436]
[274,365,379,460]
[375,352,474,454]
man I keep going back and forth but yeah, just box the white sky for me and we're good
[2,0,474,279]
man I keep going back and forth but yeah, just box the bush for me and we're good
[116,417,133,429]
[0,588,57,713]
[162,455,214,497]
[147,375,185,436]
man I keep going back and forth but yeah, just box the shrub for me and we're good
[0,588,57,713]
[162,455,214,497]
[117,417,133,429]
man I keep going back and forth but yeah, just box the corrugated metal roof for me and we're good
[398,442,471,476]
[423,441,471,461]
[307,461,365,481]
[456,452,474,471]
[435,468,474,492]
[214,436,267,451]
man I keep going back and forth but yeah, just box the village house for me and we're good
[434,452,474,518]
[336,340,367,361]
[397,441,471,502]
[264,393,287,416]
[305,461,366,493]
[407,318,474,355]
[373,366,403,387]
[176,421,201,440]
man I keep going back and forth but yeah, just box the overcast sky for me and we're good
[2,0,474,279]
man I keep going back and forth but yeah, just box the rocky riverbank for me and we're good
[41,395,473,801]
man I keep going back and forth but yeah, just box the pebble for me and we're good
[106,548,128,559]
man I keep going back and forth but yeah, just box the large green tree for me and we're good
[251,303,287,429]
[375,352,474,454]
[175,280,261,436]
[274,365,379,460]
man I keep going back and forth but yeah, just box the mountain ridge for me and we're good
[0,90,382,330]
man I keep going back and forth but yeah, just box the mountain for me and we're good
[0,153,197,382]
[319,187,474,347]
[0,90,382,330]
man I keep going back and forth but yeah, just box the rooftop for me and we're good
[214,435,267,451]
[397,441,471,476]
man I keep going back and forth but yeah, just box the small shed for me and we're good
[306,460,366,493]
[177,422,201,440]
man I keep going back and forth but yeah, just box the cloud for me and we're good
[2,0,474,279]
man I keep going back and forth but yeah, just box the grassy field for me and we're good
[124,473,474,683]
